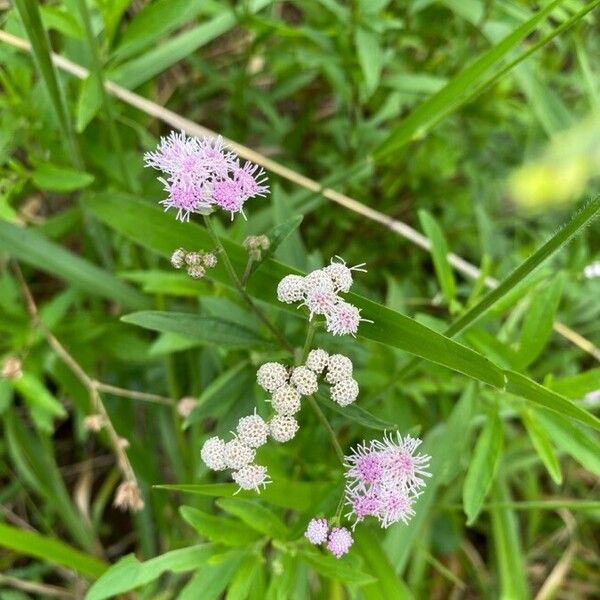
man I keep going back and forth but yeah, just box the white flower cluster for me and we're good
[200,351,359,493]
[170,247,218,280]
[584,261,600,279]
[276,257,371,336]
[200,409,271,493]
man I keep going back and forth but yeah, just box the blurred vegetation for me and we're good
[0,1,599,599]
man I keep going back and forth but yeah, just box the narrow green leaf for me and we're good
[31,162,94,192]
[76,74,103,132]
[463,409,503,524]
[109,0,274,88]
[504,371,600,432]
[179,552,244,600]
[316,393,398,430]
[0,221,150,310]
[0,523,106,578]
[355,27,383,97]
[217,498,288,540]
[418,210,457,308]
[520,408,562,484]
[374,0,562,158]
[548,368,600,398]
[516,274,565,368]
[179,506,259,546]
[86,546,215,600]
[490,478,530,599]
[155,481,331,512]
[121,311,271,348]
[299,549,376,586]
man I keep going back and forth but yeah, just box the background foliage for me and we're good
[0,0,599,598]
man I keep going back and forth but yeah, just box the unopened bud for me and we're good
[1,357,22,380]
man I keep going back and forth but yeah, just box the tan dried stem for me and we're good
[13,264,140,490]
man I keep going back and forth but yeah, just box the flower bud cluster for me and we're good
[243,234,270,260]
[200,409,272,494]
[276,257,371,336]
[170,247,218,279]
[304,518,353,559]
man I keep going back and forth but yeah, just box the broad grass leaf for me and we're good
[520,408,562,484]
[76,74,103,132]
[0,522,106,579]
[515,274,565,368]
[179,506,260,546]
[299,548,376,586]
[31,163,94,191]
[463,408,503,524]
[418,209,457,309]
[217,498,288,540]
[121,311,272,349]
[547,368,600,398]
[86,545,215,600]
[0,220,149,310]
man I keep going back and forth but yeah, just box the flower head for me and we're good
[257,362,288,393]
[325,301,370,337]
[269,415,299,443]
[113,480,144,513]
[325,256,367,293]
[277,274,306,304]
[330,378,359,406]
[327,527,353,558]
[305,518,329,545]
[223,438,255,470]
[200,436,227,471]
[232,464,271,493]
[236,413,269,448]
[145,132,268,221]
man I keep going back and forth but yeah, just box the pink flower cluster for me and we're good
[144,131,269,221]
[344,432,431,529]
[305,518,353,559]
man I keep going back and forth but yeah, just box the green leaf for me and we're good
[11,372,66,433]
[250,215,303,277]
[121,311,271,348]
[155,480,331,512]
[217,498,288,540]
[31,163,94,192]
[179,506,260,546]
[418,210,457,308]
[76,74,103,132]
[463,408,503,524]
[520,408,562,484]
[355,26,384,97]
[516,274,565,368]
[490,478,529,599]
[548,368,600,398]
[354,528,413,600]
[179,552,244,600]
[0,522,106,578]
[299,548,376,586]
[0,221,149,310]
[504,371,600,432]
[226,555,263,600]
[316,393,398,430]
[109,0,275,88]
[374,0,563,158]
[86,546,215,600]
[537,410,600,476]
[112,0,207,62]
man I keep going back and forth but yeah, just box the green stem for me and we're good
[240,256,255,289]
[75,0,135,192]
[203,215,294,353]
[306,395,345,464]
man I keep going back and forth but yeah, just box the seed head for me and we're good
[271,384,302,416]
[232,464,271,493]
[290,366,318,395]
[113,480,144,513]
[224,438,256,470]
[330,378,359,407]
[200,436,227,471]
[327,527,353,558]
[256,362,288,392]
[305,518,329,545]
[269,415,299,443]
[236,413,269,448]
[325,354,353,384]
